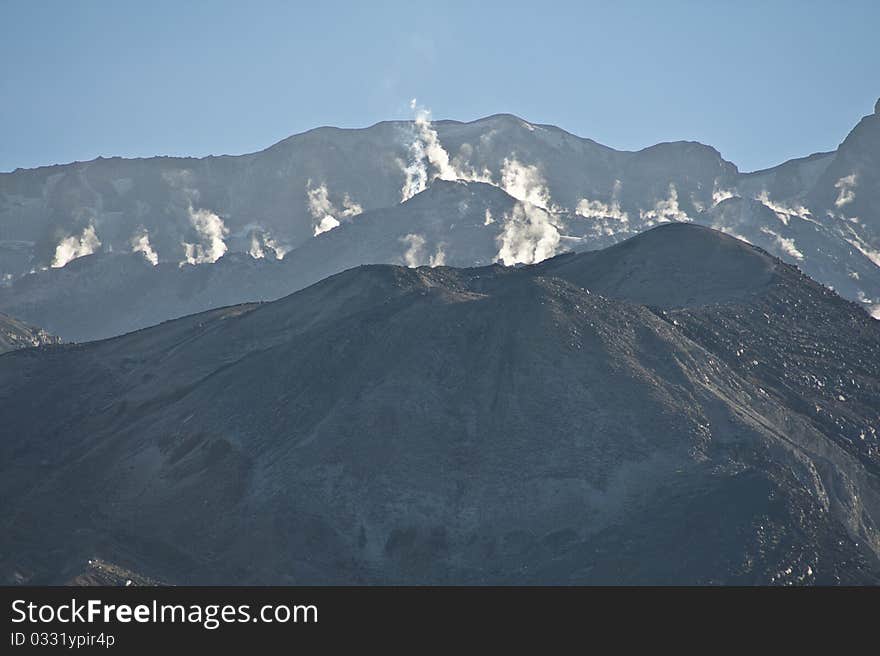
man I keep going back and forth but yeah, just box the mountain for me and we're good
[702,196,880,306]
[0,181,620,342]
[2,102,879,329]
[808,102,880,253]
[0,312,59,353]
[0,248,287,343]
[0,114,727,276]
[5,172,880,344]
[2,224,878,585]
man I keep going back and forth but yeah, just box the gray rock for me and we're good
[1,224,878,585]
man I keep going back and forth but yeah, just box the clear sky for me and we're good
[1,0,877,173]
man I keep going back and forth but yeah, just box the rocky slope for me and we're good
[2,102,879,328]
[1,224,878,584]
[0,181,618,342]
[0,312,60,353]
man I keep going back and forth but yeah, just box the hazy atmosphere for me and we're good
[2,0,878,172]
[2,0,879,598]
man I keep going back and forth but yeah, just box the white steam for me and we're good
[639,184,690,224]
[161,169,229,265]
[576,198,629,222]
[400,233,446,267]
[314,215,340,236]
[398,100,559,218]
[400,102,453,201]
[714,226,753,245]
[496,203,561,265]
[844,234,880,269]
[500,157,556,210]
[52,224,101,268]
[755,190,811,225]
[248,229,287,260]
[400,100,492,202]
[398,103,566,265]
[712,186,737,206]
[131,228,158,265]
[182,207,228,265]
[834,174,857,208]
[576,180,628,224]
[307,180,362,236]
[413,103,457,181]
[759,227,804,261]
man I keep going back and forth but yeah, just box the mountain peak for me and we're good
[3,219,879,584]
[544,223,778,308]
[404,177,519,208]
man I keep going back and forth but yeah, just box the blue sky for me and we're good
[1,0,877,173]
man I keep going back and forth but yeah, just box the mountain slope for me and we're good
[0,181,617,342]
[0,114,731,276]
[1,224,878,585]
[702,196,880,308]
[3,103,879,334]
[6,171,880,344]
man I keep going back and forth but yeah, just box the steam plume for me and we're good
[500,157,556,210]
[307,180,363,236]
[400,100,491,202]
[181,207,228,265]
[843,229,880,268]
[755,190,811,225]
[576,181,628,225]
[759,226,804,261]
[639,184,690,224]
[52,224,101,268]
[712,186,737,206]
[131,228,159,265]
[496,203,561,265]
[834,174,857,208]
[248,229,288,260]
[400,233,446,267]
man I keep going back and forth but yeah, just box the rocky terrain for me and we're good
[2,101,879,343]
[0,181,618,342]
[0,312,59,353]
[1,224,878,585]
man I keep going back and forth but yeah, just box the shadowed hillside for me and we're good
[1,224,878,584]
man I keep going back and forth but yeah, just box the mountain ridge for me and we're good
[2,101,879,337]
[2,223,878,585]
